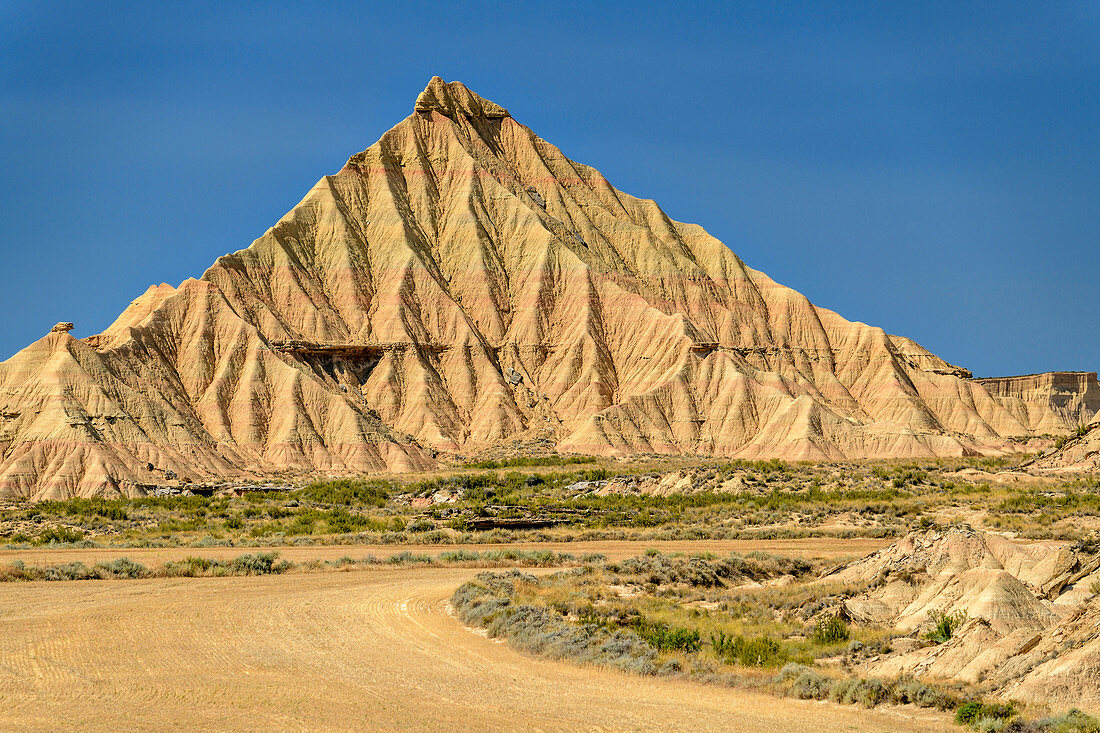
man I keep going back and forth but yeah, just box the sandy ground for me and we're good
[0,560,954,732]
[0,537,891,567]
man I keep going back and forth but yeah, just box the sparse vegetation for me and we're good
[7,455,1099,550]
[447,549,1100,731]
[0,548,600,583]
[812,615,850,644]
[712,632,787,667]
[461,455,598,470]
[925,610,967,644]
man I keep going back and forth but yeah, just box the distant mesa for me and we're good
[0,77,1096,499]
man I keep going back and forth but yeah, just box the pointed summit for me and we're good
[0,77,1096,498]
[413,76,509,119]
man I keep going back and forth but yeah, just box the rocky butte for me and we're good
[0,77,1096,499]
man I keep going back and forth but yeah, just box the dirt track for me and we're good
[0,563,953,732]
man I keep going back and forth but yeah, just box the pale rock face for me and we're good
[973,372,1100,434]
[1028,421,1100,472]
[838,528,1100,714]
[0,77,1096,498]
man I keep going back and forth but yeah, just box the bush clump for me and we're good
[925,609,967,643]
[298,478,390,507]
[711,631,787,667]
[1035,708,1100,733]
[96,558,149,579]
[630,618,701,652]
[812,615,850,644]
[956,701,1016,728]
[452,571,659,675]
[779,663,832,699]
[828,677,887,708]
[777,665,960,713]
[0,557,150,581]
[35,526,85,545]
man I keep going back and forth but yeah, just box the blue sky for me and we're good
[1,1,1096,376]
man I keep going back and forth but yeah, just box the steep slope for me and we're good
[0,77,1096,498]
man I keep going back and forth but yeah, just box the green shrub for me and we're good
[45,562,96,581]
[133,494,210,511]
[35,526,85,545]
[956,701,1016,727]
[386,551,432,565]
[298,478,391,507]
[630,618,701,652]
[925,609,967,643]
[164,556,216,577]
[36,497,129,521]
[827,678,887,708]
[226,552,290,575]
[711,632,787,667]
[95,558,149,579]
[812,615,850,644]
[888,678,955,709]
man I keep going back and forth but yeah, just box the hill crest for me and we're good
[0,77,1096,498]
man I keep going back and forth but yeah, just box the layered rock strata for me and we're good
[0,77,1096,498]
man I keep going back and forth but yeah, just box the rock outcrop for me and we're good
[973,372,1100,435]
[833,527,1100,712]
[1027,422,1100,473]
[0,77,1096,498]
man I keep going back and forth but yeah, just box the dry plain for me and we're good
[0,559,954,732]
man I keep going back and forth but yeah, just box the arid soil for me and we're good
[0,564,953,732]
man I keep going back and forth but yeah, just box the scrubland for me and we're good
[4,453,1100,732]
[2,454,1096,551]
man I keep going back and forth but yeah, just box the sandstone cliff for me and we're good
[973,372,1100,435]
[0,77,1096,498]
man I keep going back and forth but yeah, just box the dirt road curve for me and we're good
[0,566,952,732]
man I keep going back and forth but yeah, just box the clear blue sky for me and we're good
[1,1,1096,377]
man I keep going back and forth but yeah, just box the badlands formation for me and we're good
[829,526,1100,712]
[0,77,1097,499]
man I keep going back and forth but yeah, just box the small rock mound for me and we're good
[829,526,1069,633]
[50,322,74,333]
[828,527,1100,712]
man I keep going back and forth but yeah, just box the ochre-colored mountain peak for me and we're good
[0,78,1096,498]
[414,76,510,119]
